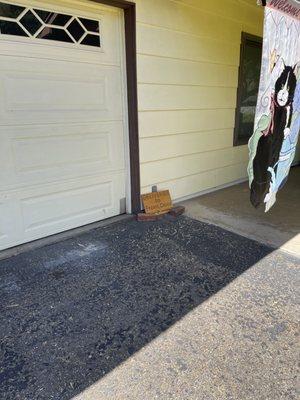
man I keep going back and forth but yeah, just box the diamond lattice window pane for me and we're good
[0,2,25,18]
[35,10,71,26]
[81,34,100,47]
[0,2,101,48]
[37,27,73,43]
[20,10,42,35]
[0,20,28,36]
[79,18,99,33]
[67,19,85,41]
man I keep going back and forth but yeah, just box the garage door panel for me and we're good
[0,202,10,242]
[21,172,125,241]
[1,121,125,190]
[0,66,123,123]
[4,74,106,112]
[13,131,110,172]
[0,2,127,250]
[0,172,125,250]
[22,180,114,233]
[0,199,20,251]
[0,3,122,65]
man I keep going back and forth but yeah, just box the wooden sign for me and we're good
[141,190,172,215]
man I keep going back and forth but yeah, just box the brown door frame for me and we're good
[91,0,140,213]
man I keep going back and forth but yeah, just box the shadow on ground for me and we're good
[184,166,300,255]
[0,216,279,399]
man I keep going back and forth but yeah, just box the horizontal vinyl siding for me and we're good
[135,0,264,200]
[137,24,240,65]
[141,147,249,187]
[138,55,239,87]
[139,109,235,138]
[140,130,234,163]
[142,163,248,201]
[138,85,237,111]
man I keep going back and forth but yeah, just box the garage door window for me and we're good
[0,1,101,47]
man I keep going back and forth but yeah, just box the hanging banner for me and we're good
[248,0,300,211]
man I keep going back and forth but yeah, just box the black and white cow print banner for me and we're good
[249,0,300,211]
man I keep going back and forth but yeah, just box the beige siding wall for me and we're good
[135,0,264,200]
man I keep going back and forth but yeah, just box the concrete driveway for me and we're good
[0,216,299,400]
[184,166,300,257]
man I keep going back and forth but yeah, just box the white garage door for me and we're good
[0,1,128,250]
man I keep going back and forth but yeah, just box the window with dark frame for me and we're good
[234,32,263,146]
[0,1,101,48]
